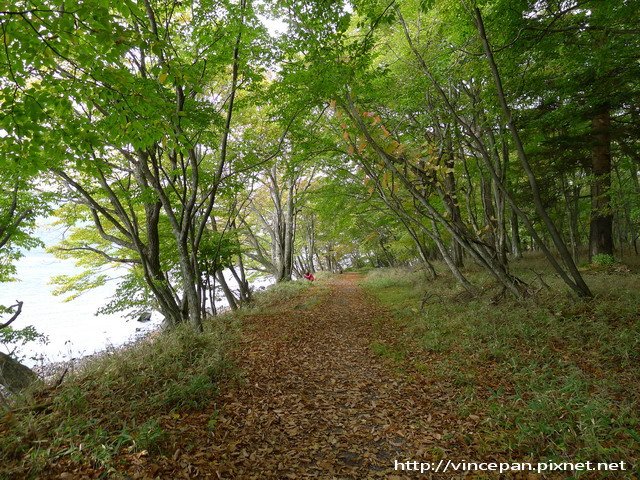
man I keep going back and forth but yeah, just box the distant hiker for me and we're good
[303,272,315,281]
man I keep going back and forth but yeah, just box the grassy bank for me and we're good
[0,280,309,479]
[362,255,640,477]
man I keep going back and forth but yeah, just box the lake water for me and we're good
[0,219,271,368]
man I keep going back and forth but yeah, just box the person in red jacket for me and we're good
[303,272,315,281]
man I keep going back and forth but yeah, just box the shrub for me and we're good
[591,253,616,266]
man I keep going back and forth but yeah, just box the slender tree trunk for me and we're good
[282,180,296,281]
[216,271,239,311]
[399,215,437,279]
[562,173,581,263]
[236,252,252,302]
[629,165,640,254]
[229,265,249,303]
[495,130,509,266]
[443,130,464,267]
[481,176,497,254]
[430,221,477,294]
[510,209,522,259]
[473,6,592,297]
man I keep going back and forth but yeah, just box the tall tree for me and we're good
[2,0,268,330]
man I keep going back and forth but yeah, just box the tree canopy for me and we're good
[1,0,639,338]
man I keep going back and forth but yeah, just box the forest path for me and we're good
[127,274,473,479]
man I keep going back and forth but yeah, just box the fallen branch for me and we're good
[529,268,551,291]
[420,292,443,311]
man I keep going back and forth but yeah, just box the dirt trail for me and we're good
[128,274,472,479]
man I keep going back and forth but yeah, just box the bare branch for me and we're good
[0,301,23,329]
[56,246,142,265]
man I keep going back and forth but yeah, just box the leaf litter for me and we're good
[67,274,488,478]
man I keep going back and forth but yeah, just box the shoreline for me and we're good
[30,327,161,384]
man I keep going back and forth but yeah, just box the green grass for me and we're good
[0,319,237,478]
[369,340,406,363]
[362,256,640,478]
[246,279,311,313]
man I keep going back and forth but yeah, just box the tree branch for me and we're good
[56,246,142,265]
[0,301,23,329]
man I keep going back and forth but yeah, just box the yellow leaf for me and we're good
[384,142,397,155]
[159,72,168,84]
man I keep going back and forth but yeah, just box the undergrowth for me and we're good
[0,319,236,479]
[362,256,640,478]
[0,279,308,479]
[246,279,311,313]
[0,304,250,479]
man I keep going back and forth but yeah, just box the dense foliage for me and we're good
[0,0,638,367]
[1,2,639,478]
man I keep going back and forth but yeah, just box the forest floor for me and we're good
[120,273,480,479]
[3,263,638,479]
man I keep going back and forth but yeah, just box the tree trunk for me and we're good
[495,130,509,266]
[399,215,437,279]
[177,240,203,332]
[306,215,316,272]
[480,175,497,255]
[562,174,581,263]
[216,271,239,311]
[510,209,522,258]
[443,131,464,267]
[234,252,252,302]
[472,6,592,297]
[429,221,477,294]
[282,180,296,281]
[589,107,614,259]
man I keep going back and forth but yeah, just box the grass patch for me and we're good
[0,316,239,478]
[248,280,311,313]
[362,256,640,476]
[369,340,406,363]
